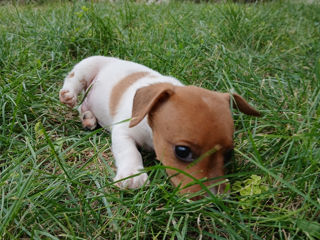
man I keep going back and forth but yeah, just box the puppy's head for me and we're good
[129,83,260,195]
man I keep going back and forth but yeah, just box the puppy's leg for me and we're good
[112,126,148,189]
[59,56,110,108]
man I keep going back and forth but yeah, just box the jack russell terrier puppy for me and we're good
[59,56,260,195]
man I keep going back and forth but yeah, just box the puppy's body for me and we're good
[60,56,260,194]
[60,56,183,188]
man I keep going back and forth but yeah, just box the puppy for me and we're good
[59,56,260,195]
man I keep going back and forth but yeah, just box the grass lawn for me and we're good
[0,0,319,239]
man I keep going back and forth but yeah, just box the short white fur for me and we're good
[60,56,183,189]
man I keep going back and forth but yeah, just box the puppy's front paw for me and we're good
[59,89,77,108]
[114,170,149,189]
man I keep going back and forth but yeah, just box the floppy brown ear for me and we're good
[129,83,175,128]
[226,93,261,116]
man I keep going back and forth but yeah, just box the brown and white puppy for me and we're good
[59,56,260,195]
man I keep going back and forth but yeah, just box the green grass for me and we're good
[0,0,319,239]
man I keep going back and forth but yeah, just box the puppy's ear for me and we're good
[129,83,174,128]
[225,93,261,117]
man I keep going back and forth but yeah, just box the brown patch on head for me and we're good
[148,86,234,195]
[68,72,75,78]
[110,72,149,116]
[130,84,260,196]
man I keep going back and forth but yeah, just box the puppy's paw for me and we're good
[59,89,77,108]
[114,170,149,189]
[81,111,97,130]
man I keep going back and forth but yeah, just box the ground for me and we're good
[0,0,319,239]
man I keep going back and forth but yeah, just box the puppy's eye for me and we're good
[174,145,194,162]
